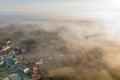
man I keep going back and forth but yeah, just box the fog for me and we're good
[1,16,120,67]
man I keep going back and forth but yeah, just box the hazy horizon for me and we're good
[0,0,119,20]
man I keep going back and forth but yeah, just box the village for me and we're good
[0,38,49,80]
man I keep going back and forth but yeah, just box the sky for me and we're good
[0,0,119,20]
